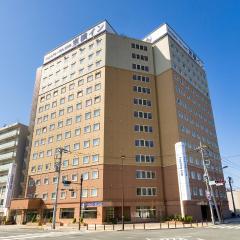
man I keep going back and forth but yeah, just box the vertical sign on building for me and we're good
[175,142,191,218]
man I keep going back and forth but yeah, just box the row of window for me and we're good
[134,125,153,133]
[136,170,155,179]
[32,138,100,160]
[131,43,148,51]
[41,71,101,101]
[37,108,100,128]
[39,95,101,114]
[132,53,148,61]
[133,86,151,94]
[41,188,98,200]
[134,111,152,119]
[135,139,154,148]
[136,155,155,163]
[133,74,150,83]
[30,154,100,173]
[132,64,149,72]
[136,187,156,196]
[133,98,151,107]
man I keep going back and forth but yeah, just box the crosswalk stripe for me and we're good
[0,231,86,240]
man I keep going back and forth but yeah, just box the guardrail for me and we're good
[69,220,209,231]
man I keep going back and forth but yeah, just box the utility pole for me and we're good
[78,174,83,230]
[121,155,126,231]
[228,176,236,215]
[52,147,69,230]
[196,141,221,224]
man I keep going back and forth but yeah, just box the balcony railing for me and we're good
[0,140,17,151]
[0,130,18,141]
[0,151,15,161]
[0,175,8,183]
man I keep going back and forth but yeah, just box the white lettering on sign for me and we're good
[43,21,116,64]
[143,23,204,68]
[175,142,191,201]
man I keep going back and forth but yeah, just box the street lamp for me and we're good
[121,155,126,231]
[78,174,83,230]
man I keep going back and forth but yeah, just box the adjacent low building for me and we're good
[0,123,28,218]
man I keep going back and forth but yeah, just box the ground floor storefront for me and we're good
[10,199,230,225]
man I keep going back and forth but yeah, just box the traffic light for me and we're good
[62,180,72,186]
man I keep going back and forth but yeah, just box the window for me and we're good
[96,60,101,67]
[56,134,62,141]
[60,97,65,104]
[67,106,73,113]
[83,155,90,164]
[136,206,156,219]
[65,131,71,139]
[93,123,100,131]
[48,136,53,143]
[66,118,72,126]
[76,102,82,110]
[68,94,74,101]
[83,140,90,148]
[77,90,83,97]
[60,208,74,219]
[133,98,151,107]
[78,79,84,86]
[69,83,75,90]
[43,178,49,184]
[86,87,92,95]
[87,75,93,82]
[90,188,98,197]
[92,170,99,179]
[53,177,58,184]
[93,138,100,147]
[58,121,63,128]
[93,109,100,117]
[49,124,55,131]
[72,174,78,181]
[76,115,81,123]
[136,155,155,163]
[72,158,79,166]
[46,149,52,157]
[75,128,81,136]
[35,179,41,185]
[62,160,69,168]
[86,99,92,107]
[61,87,66,93]
[95,83,101,91]
[82,189,88,198]
[60,191,66,199]
[136,170,155,179]
[71,191,77,198]
[84,125,91,133]
[136,187,156,196]
[59,109,64,116]
[92,154,99,163]
[42,193,48,200]
[51,112,56,119]
[85,112,91,120]
[82,172,89,180]
[94,96,101,103]
[135,139,154,148]
[51,192,56,199]
[82,207,97,218]
[134,111,152,119]
[95,72,101,79]
[73,143,80,150]
[134,125,153,133]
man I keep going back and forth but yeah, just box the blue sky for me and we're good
[0,0,239,186]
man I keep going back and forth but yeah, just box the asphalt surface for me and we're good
[0,223,240,240]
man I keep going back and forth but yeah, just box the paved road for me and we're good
[0,224,240,240]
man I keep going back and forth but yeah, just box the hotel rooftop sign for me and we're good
[43,20,116,64]
[143,23,204,68]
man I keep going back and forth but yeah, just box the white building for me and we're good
[0,123,28,218]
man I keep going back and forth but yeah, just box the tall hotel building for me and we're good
[11,21,228,224]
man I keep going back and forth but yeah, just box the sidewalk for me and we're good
[0,221,211,232]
